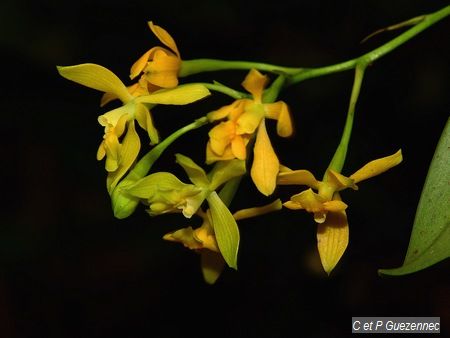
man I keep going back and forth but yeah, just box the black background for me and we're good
[2,1,449,337]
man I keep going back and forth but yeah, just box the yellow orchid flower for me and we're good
[57,63,210,193]
[207,69,294,196]
[278,150,403,274]
[164,200,282,284]
[130,22,181,89]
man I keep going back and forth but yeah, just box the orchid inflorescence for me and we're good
[58,15,445,283]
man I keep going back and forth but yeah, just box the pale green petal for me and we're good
[57,63,132,103]
[106,120,141,194]
[175,153,209,188]
[350,150,403,184]
[209,159,246,191]
[125,172,186,199]
[135,84,210,105]
[201,250,226,285]
[206,191,240,269]
[317,193,349,275]
[251,120,279,196]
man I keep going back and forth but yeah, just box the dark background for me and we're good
[1,0,449,337]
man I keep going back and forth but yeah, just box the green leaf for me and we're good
[206,191,240,269]
[379,117,450,276]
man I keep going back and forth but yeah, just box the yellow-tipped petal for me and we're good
[106,120,141,194]
[57,64,132,103]
[317,194,349,275]
[251,120,279,196]
[350,150,403,184]
[233,199,282,221]
[277,169,320,189]
[241,69,268,102]
[201,251,226,285]
[148,21,180,57]
[136,84,210,105]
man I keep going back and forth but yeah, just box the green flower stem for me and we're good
[218,176,243,207]
[179,59,303,77]
[199,82,249,100]
[327,64,366,174]
[289,5,450,86]
[263,74,286,103]
[125,116,209,181]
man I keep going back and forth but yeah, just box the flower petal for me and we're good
[57,63,132,103]
[201,251,226,285]
[251,120,280,196]
[208,121,235,155]
[233,199,282,220]
[241,69,268,102]
[265,101,293,137]
[317,193,349,275]
[206,191,240,269]
[175,153,209,187]
[209,159,246,191]
[130,47,156,80]
[350,150,403,184]
[231,135,247,160]
[163,226,203,250]
[106,120,141,194]
[236,103,265,134]
[125,172,186,199]
[206,142,236,164]
[135,103,159,145]
[135,84,210,105]
[149,21,180,57]
[144,49,181,88]
[277,169,320,189]
[326,169,357,191]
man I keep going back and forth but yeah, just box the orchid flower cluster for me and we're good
[58,14,444,283]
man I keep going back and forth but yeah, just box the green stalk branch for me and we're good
[327,64,366,174]
[289,5,450,85]
[179,59,303,77]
